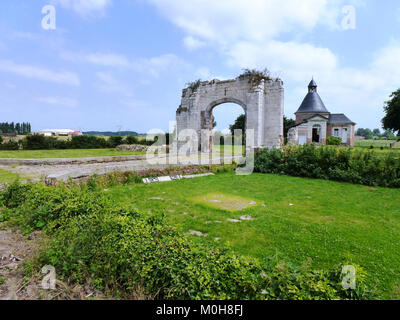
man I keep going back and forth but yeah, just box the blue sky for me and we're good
[0,0,399,133]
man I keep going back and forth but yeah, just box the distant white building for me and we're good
[39,129,82,137]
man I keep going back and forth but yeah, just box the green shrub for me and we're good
[109,136,124,148]
[125,135,139,144]
[22,134,52,150]
[21,134,112,150]
[239,68,273,86]
[0,181,371,300]
[326,137,342,146]
[21,134,69,150]
[43,210,266,299]
[68,135,109,149]
[137,137,158,146]
[42,207,370,299]
[254,145,400,188]
[0,139,19,150]
[186,79,202,92]
[16,133,157,150]
[1,180,32,208]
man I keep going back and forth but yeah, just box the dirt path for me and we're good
[0,229,104,300]
[0,229,40,300]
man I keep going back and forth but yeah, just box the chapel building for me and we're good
[288,79,356,146]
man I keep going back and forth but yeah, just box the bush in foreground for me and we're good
[326,137,342,146]
[254,145,400,188]
[0,181,370,300]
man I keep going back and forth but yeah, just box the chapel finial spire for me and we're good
[308,78,317,92]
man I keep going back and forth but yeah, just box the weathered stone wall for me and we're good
[115,144,149,152]
[289,122,355,146]
[176,76,284,153]
[327,124,355,146]
[287,127,298,146]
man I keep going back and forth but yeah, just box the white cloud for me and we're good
[147,0,396,128]
[120,98,151,110]
[195,67,212,79]
[95,71,118,85]
[183,36,206,51]
[95,71,132,96]
[35,96,78,107]
[195,67,228,81]
[228,40,338,81]
[237,40,400,128]
[0,59,80,86]
[61,52,131,67]
[148,0,348,46]
[371,44,400,88]
[53,0,112,16]
[61,51,187,78]
[135,54,188,78]
[10,31,42,40]
[3,82,16,89]
[86,53,130,67]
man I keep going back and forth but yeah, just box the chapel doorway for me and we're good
[312,125,321,143]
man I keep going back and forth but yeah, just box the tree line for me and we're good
[358,89,400,140]
[0,122,31,135]
[0,134,157,151]
[356,128,397,140]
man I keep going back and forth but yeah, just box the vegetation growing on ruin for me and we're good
[186,79,202,93]
[239,68,275,87]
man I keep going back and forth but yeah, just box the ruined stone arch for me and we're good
[207,98,247,113]
[206,98,247,130]
[176,75,284,153]
[206,98,247,152]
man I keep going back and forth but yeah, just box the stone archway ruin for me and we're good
[176,75,284,153]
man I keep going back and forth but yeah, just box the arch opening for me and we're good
[209,102,246,155]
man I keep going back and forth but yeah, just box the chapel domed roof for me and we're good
[295,79,330,114]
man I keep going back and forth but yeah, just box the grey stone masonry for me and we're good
[176,75,284,153]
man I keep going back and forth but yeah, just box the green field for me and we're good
[0,169,25,184]
[8,135,149,141]
[108,172,400,299]
[355,140,398,148]
[0,149,146,159]
[322,144,400,155]
[213,145,245,155]
[352,147,400,155]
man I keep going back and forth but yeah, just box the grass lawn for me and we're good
[0,168,25,184]
[212,145,245,155]
[325,145,400,156]
[355,140,398,148]
[0,149,146,159]
[353,147,400,155]
[108,172,400,299]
